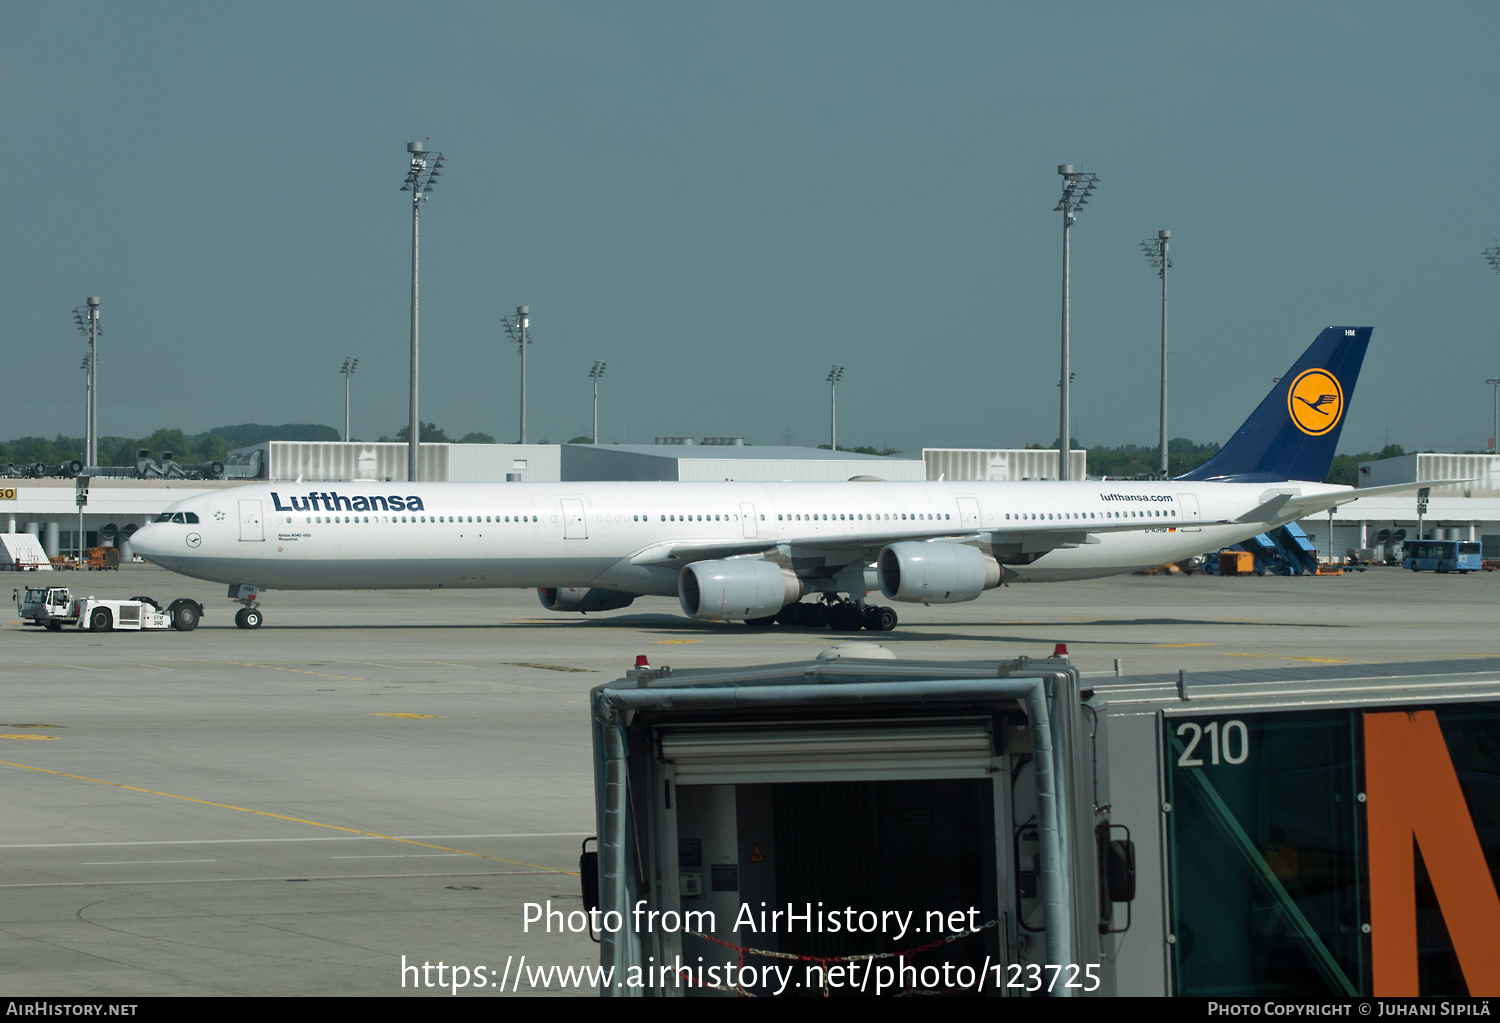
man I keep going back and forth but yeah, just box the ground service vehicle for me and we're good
[18,586,202,632]
[1401,539,1482,573]
[18,586,73,627]
[586,650,1500,997]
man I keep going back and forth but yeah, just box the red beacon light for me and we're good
[635,655,649,668]
[1053,643,1069,657]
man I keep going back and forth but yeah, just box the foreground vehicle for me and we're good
[19,586,202,632]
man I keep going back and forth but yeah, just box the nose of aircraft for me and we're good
[130,522,168,561]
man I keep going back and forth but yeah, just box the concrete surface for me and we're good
[2,563,1496,995]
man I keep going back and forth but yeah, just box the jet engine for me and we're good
[877,542,1001,604]
[678,559,802,621]
[537,587,637,613]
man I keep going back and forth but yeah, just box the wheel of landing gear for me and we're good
[801,602,830,629]
[235,607,262,630]
[745,614,778,627]
[775,603,804,626]
[864,605,898,632]
[828,602,862,631]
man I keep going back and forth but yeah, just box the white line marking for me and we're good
[329,854,465,859]
[58,665,100,671]
[0,832,592,850]
[80,859,217,865]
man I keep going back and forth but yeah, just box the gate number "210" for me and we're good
[1176,720,1249,767]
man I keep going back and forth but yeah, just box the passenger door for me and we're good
[238,500,263,541]
[561,499,587,540]
[740,503,757,539]
[1176,493,1201,532]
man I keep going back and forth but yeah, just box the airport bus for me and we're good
[1402,539,1482,573]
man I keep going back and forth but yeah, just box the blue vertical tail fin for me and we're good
[1176,326,1370,483]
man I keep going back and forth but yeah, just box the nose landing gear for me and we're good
[230,584,263,630]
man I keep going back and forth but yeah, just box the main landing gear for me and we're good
[750,598,898,632]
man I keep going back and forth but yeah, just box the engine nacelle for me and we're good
[538,587,637,613]
[678,559,802,621]
[877,542,1001,604]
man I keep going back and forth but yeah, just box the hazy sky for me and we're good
[5,2,1499,455]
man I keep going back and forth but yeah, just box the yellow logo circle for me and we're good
[1286,369,1344,436]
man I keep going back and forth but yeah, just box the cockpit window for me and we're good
[156,512,172,522]
[183,512,199,523]
[171,513,186,524]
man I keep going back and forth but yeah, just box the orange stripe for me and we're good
[1365,711,1500,995]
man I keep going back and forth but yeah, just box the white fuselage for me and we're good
[128,478,1343,596]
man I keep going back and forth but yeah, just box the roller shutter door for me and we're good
[658,719,997,784]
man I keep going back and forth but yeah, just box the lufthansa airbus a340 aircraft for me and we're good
[131,327,1444,631]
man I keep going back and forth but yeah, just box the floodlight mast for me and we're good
[340,357,359,442]
[1487,378,1500,454]
[72,298,102,465]
[400,141,445,481]
[589,360,607,444]
[1054,166,1099,480]
[1483,245,1500,452]
[79,353,92,458]
[827,364,844,451]
[503,306,533,443]
[1141,229,1172,475]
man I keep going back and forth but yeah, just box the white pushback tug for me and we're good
[18,585,203,632]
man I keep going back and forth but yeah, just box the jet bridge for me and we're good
[587,648,1114,997]
[585,652,1500,997]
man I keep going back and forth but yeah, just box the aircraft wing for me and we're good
[628,516,1216,569]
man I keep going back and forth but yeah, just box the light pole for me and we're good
[72,298,101,466]
[1054,166,1098,481]
[503,306,532,443]
[1487,378,1500,453]
[1483,244,1500,453]
[1140,229,1172,476]
[340,357,359,442]
[827,364,844,451]
[589,360,606,444]
[400,141,445,481]
[79,353,91,460]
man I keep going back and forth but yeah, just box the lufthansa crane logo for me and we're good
[1287,368,1344,436]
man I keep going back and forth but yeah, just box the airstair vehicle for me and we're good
[584,649,1500,997]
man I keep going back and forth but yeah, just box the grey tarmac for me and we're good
[1,563,1496,995]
